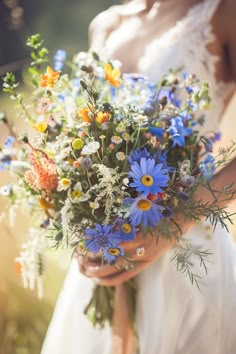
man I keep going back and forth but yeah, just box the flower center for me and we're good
[137,199,152,211]
[141,175,153,187]
[71,190,82,199]
[121,223,132,234]
[108,248,120,256]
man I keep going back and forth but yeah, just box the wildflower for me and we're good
[24,151,58,194]
[115,219,136,242]
[81,141,100,155]
[149,126,165,140]
[200,155,215,179]
[85,224,121,254]
[129,157,169,195]
[57,178,71,191]
[96,111,111,124]
[34,122,48,133]
[129,197,164,227]
[38,197,54,210]
[116,152,126,161]
[104,63,121,88]
[89,201,100,209]
[128,148,151,164]
[79,157,93,169]
[123,133,131,141]
[180,175,195,188]
[54,49,66,71]
[4,136,14,148]
[111,135,123,144]
[103,246,124,264]
[72,138,84,150]
[70,182,88,202]
[78,108,92,123]
[40,66,60,88]
[136,247,145,256]
[116,124,125,133]
[169,117,192,147]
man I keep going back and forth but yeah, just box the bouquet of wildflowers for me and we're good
[1,34,235,327]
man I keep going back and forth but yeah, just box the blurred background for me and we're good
[0,1,235,353]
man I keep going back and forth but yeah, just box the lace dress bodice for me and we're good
[92,0,235,134]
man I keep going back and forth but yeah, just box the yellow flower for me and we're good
[40,66,60,88]
[96,111,111,124]
[104,63,121,88]
[71,190,82,199]
[72,138,84,150]
[34,122,48,133]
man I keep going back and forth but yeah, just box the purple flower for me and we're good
[129,157,169,195]
[169,117,192,147]
[114,219,136,242]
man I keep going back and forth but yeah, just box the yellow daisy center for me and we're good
[121,223,132,234]
[71,190,82,199]
[141,175,153,187]
[72,138,84,150]
[137,199,152,211]
[108,248,120,256]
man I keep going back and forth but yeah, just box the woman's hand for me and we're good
[77,222,187,286]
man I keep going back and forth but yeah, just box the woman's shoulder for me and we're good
[88,5,123,49]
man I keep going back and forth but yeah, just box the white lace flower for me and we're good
[82,141,100,155]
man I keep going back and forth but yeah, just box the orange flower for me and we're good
[104,63,121,88]
[40,66,60,88]
[78,108,91,123]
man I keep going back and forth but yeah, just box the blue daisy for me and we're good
[169,116,192,147]
[103,246,124,264]
[129,197,164,227]
[129,157,169,195]
[85,224,120,254]
[114,219,136,242]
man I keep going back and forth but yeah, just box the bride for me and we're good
[41,0,236,353]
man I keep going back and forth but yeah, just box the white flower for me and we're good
[69,182,89,203]
[116,152,126,161]
[136,247,145,256]
[111,136,123,144]
[82,141,100,155]
[57,178,71,191]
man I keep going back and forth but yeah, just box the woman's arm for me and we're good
[77,0,236,286]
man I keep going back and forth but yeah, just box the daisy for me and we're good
[129,157,169,195]
[129,197,164,227]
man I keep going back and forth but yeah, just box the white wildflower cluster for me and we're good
[15,228,47,298]
[88,164,128,224]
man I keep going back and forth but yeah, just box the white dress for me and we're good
[41,1,236,353]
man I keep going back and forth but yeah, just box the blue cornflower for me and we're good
[169,116,192,147]
[129,157,169,195]
[129,197,164,227]
[114,219,136,242]
[149,126,165,140]
[200,155,215,179]
[85,224,120,253]
[54,50,66,71]
[4,136,14,149]
[128,148,151,164]
[103,246,124,264]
